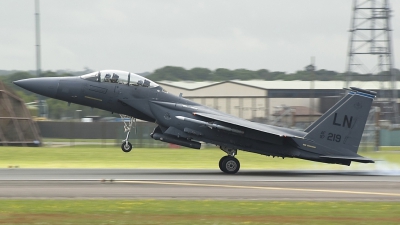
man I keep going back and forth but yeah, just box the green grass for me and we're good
[379,146,400,151]
[0,200,399,225]
[43,138,117,143]
[1,146,400,169]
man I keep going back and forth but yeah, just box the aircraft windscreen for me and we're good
[80,72,99,82]
[81,70,159,88]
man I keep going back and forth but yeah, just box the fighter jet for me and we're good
[14,70,376,174]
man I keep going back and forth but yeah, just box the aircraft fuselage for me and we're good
[14,70,376,174]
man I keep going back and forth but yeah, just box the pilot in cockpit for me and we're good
[104,74,111,82]
[111,73,119,83]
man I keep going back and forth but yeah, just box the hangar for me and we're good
[158,80,400,127]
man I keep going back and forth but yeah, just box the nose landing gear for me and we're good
[219,146,240,174]
[121,141,132,152]
[120,115,136,153]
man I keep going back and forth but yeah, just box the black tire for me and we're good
[219,156,230,172]
[220,156,240,174]
[121,142,133,152]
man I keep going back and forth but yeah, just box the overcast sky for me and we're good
[1,0,399,73]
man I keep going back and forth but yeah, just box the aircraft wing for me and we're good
[193,112,299,137]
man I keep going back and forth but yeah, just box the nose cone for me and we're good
[13,77,59,98]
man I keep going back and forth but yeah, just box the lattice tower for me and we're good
[345,0,399,123]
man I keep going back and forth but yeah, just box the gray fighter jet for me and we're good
[14,70,376,174]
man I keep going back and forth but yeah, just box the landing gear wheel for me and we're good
[219,156,230,172]
[119,115,136,153]
[121,142,132,152]
[220,156,240,174]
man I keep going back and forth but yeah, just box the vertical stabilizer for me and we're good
[304,87,376,153]
[304,94,351,133]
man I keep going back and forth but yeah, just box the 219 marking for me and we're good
[327,133,341,142]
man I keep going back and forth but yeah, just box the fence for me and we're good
[380,129,400,146]
[37,121,166,148]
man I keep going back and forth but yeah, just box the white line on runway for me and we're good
[116,180,400,197]
[1,179,400,182]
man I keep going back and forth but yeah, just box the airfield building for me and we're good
[158,80,400,128]
[0,81,42,146]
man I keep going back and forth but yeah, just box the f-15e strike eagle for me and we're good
[14,70,376,174]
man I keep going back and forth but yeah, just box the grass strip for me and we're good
[0,200,399,225]
[1,146,400,170]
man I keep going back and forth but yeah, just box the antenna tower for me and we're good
[346,0,398,123]
[35,0,47,118]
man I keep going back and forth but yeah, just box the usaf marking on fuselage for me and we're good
[14,70,376,174]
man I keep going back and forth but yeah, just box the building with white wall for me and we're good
[158,80,400,125]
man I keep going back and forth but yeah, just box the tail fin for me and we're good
[304,94,351,132]
[304,87,376,153]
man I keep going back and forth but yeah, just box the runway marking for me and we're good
[2,179,400,182]
[118,180,400,197]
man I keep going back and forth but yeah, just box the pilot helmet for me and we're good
[104,74,111,82]
[111,73,119,83]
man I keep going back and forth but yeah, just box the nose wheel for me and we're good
[120,115,136,153]
[121,141,132,152]
[219,156,240,174]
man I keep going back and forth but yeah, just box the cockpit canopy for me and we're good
[80,70,159,88]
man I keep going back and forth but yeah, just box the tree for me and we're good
[189,67,212,80]
[147,66,193,81]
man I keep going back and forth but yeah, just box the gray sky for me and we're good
[1,0,399,73]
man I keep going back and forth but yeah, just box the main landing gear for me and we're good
[219,146,240,174]
[120,115,136,153]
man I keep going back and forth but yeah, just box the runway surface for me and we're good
[1,169,400,200]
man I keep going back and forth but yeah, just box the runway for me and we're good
[1,169,400,200]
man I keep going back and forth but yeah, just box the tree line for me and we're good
[146,66,400,82]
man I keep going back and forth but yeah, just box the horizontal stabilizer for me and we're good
[320,155,375,163]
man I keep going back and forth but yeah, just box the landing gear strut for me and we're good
[120,115,136,153]
[219,146,240,174]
